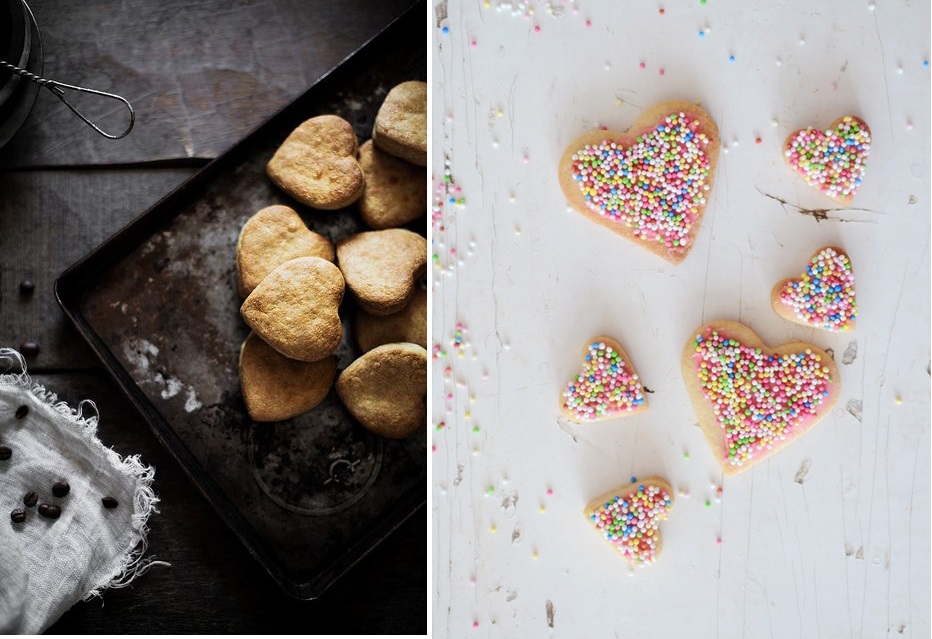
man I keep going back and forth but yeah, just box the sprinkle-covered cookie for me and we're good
[681,321,840,474]
[583,477,674,566]
[784,115,870,204]
[771,246,857,332]
[558,100,721,264]
[560,337,646,422]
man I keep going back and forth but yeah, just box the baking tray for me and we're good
[55,1,426,600]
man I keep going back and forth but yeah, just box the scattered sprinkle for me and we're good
[534,25,540,33]
[658,68,665,75]
[639,62,646,69]
[539,505,546,513]
[487,486,495,495]
[546,488,553,496]
[683,451,690,459]
[728,55,735,63]
[704,500,711,508]
[490,524,497,532]
[755,137,762,144]
[895,396,903,405]
[659,8,665,14]
[441,26,449,34]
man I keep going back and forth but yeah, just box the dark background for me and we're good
[0,0,426,633]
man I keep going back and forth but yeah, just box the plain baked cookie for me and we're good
[235,205,335,297]
[784,115,870,205]
[560,336,647,422]
[240,257,344,362]
[357,139,427,229]
[266,114,365,210]
[771,246,857,332]
[239,332,336,422]
[558,100,720,265]
[681,320,840,475]
[372,81,427,166]
[355,287,427,352]
[336,229,427,316]
[584,477,673,567]
[336,342,427,439]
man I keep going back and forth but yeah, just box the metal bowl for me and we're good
[0,0,32,111]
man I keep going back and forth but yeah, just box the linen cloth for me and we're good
[0,349,161,634]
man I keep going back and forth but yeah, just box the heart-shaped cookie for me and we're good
[336,229,427,316]
[560,336,647,422]
[267,114,365,210]
[681,321,840,475]
[771,246,857,332]
[235,205,334,298]
[558,100,721,264]
[784,115,870,204]
[372,81,427,166]
[584,477,674,566]
[240,257,344,362]
[357,139,427,230]
[239,332,336,422]
[336,342,427,439]
[355,288,427,352]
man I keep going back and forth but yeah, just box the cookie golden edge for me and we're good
[769,245,856,332]
[680,320,841,476]
[558,335,649,422]
[582,476,674,565]
[558,100,721,265]
[782,116,871,206]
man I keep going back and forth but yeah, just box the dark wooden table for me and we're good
[0,1,426,633]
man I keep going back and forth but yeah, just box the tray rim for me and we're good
[54,0,427,601]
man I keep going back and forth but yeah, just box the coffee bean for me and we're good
[18,280,35,296]
[52,481,70,498]
[0,446,11,460]
[101,496,119,509]
[19,341,39,356]
[23,491,37,507]
[10,509,25,524]
[14,405,28,419]
[38,503,61,519]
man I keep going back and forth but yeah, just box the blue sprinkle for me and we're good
[729,55,736,62]
[441,26,449,34]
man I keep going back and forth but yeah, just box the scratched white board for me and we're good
[430,1,930,638]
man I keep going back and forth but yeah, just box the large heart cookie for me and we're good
[681,321,840,475]
[584,477,674,566]
[239,332,336,422]
[784,115,870,204]
[235,205,334,298]
[559,336,647,422]
[336,343,427,439]
[558,100,721,264]
[240,257,344,362]
[337,229,427,316]
[771,246,857,332]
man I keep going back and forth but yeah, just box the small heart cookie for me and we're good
[784,115,870,204]
[771,246,857,332]
[336,229,427,316]
[235,205,334,297]
[355,288,427,352]
[267,115,365,210]
[560,337,647,422]
[240,257,344,362]
[558,100,721,264]
[681,321,840,475]
[239,332,336,422]
[357,140,426,230]
[336,343,427,439]
[373,81,427,166]
[584,477,674,566]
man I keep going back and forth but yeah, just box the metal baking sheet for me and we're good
[55,2,426,600]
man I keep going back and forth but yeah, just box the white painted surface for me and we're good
[431,2,930,637]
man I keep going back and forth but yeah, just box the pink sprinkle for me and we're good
[431,445,437,452]
[907,121,914,130]
[450,248,456,256]
[716,537,722,545]
[534,25,541,33]
[473,621,479,629]
[470,40,477,47]
[829,82,837,91]
[546,488,553,496]
[639,62,646,69]
[585,19,592,27]
[658,68,665,75]
[522,155,529,164]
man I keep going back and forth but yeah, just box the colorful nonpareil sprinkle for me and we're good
[779,247,857,331]
[570,112,712,255]
[692,327,834,467]
[561,341,645,421]
[588,484,672,565]
[785,116,870,200]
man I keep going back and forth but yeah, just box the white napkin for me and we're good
[0,349,163,634]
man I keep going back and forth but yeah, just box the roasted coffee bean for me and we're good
[18,280,35,296]
[38,503,61,519]
[101,496,119,509]
[0,446,11,460]
[14,405,28,419]
[10,509,25,524]
[52,481,70,498]
[19,341,39,356]
[23,491,37,507]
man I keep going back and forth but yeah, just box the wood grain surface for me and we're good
[0,0,426,633]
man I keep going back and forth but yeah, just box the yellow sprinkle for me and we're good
[895,396,903,405]
[539,505,546,513]
[490,524,497,532]
[532,551,539,559]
